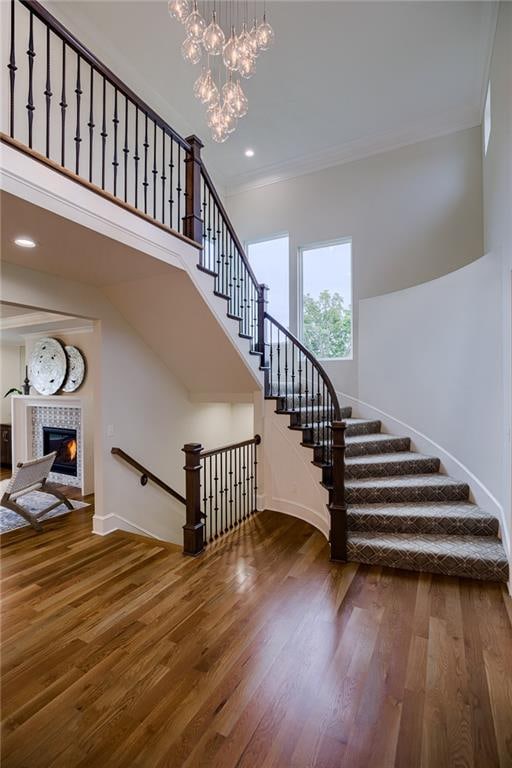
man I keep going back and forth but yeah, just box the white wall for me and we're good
[358,254,506,553]
[0,341,23,423]
[227,127,483,396]
[1,262,253,543]
[482,2,512,568]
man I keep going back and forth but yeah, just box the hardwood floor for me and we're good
[1,508,511,768]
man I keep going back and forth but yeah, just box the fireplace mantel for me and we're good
[10,395,93,495]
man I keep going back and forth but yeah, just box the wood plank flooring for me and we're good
[1,507,511,767]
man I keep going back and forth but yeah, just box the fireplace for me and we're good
[42,426,78,477]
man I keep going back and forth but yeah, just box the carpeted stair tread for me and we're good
[346,473,469,503]
[345,452,440,478]
[308,418,381,439]
[345,433,411,457]
[347,531,509,581]
[347,501,499,536]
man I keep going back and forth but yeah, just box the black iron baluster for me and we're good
[143,112,148,212]
[177,143,182,232]
[214,454,219,538]
[254,440,258,513]
[87,66,94,182]
[44,26,52,158]
[201,179,207,264]
[207,189,212,275]
[169,139,174,228]
[242,444,247,520]
[298,349,303,411]
[161,128,166,224]
[208,455,213,542]
[229,449,233,529]
[8,0,17,138]
[112,86,119,195]
[134,105,139,208]
[123,96,129,201]
[291,337,296,411]
[60,41,66,166]
[26,10,35,148]
[74,54,82,174]
[202,456,208,544]
[101,76,107,189]
[277,328,281,398]
[152,121,157,218]
[269,320,274,395]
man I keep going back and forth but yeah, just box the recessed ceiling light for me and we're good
[245,149,255,158]
[14,237,36,248]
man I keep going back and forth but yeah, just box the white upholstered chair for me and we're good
[1,452,74,531]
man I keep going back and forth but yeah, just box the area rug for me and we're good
[0,479,89,534]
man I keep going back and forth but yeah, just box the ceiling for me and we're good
[47,0,497,193]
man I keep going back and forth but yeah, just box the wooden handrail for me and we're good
[111,447,186,506]
[200,164,261,290]
[200,434,261,459]
[19,0,190,150]
[264,311,342,421]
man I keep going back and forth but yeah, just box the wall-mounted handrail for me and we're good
[111,447,186,506]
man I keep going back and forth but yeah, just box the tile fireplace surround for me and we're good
[10,395,93,494]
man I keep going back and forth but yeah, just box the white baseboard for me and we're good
[92,512,170,540]
[340,390,510,562]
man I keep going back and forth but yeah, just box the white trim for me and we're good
[225,113,481,196]
[340,390,510,561]
[92,512,174,540]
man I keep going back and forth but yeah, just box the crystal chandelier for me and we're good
[168,0,275,142]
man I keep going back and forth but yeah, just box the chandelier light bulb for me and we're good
[236,23,252,60]
[232,80,248,118]
[182,35,202,64]
[203,10,225,55]
[212,122,229,143]
[193,67,208,99]
[186,2,206,41]
[223,27,239,71]
[257,13,274,51]
[238,52,256,79]
[222,78,238,109]
[222,104,238,134]
[249,20,260,57]
[168,0,190,23]
[207,103,225,130]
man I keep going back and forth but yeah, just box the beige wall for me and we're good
[227,127,483,395]
[0,341,23,423]
[482,2,512,571]
[1,261,254,543]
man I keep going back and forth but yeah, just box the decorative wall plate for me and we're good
[28,337,67,395]
[62,346,86,392]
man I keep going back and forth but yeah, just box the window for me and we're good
[484,81,491,155]
[247,235,289,328]
[300,239,352,360]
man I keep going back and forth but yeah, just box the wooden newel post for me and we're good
[329,420,348,562]
[182,442,205,556]
[183,134,204,244]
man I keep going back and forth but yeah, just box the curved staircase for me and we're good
[269,399,508,581]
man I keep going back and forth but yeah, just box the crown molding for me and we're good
[225,107,482,197]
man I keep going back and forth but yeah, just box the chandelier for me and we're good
[168,1,275,142]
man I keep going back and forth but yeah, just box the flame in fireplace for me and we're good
[65,438,77,463]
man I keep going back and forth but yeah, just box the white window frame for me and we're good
[298,236,354,362]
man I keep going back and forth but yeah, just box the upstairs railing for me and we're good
[3,0,347,562]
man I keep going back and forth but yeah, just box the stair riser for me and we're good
[345,457,440,479]
[348,513,499,536]
[345,437,411,457]
[346,485,470,504]
[288,407,352,427]
[347,545,508,582]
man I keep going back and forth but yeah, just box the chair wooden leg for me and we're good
[1,499,43,532]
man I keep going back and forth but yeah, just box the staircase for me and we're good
[276,402,508,582]
[4,0,508,583]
